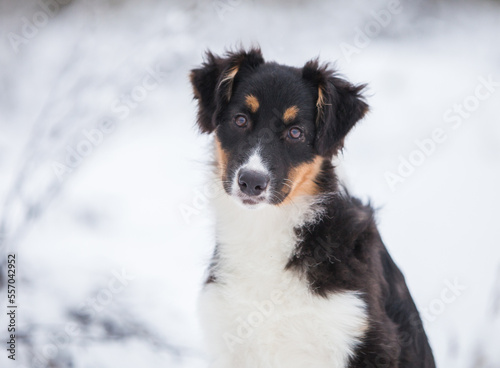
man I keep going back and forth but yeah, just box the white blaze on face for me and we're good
[243,148,268,173]
[231,147,271,205]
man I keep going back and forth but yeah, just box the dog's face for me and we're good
[190,48,368,208]
[212,63,320,208]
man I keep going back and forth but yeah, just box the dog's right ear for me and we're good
[189,48,264,134]
[302,59,369,157]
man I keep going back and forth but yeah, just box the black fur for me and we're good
[287,160,435,367]
[302,60,369,156]
[190,48,369,204]
[190,48,265,133]
[190,47,367,157]
[190,48,435,368]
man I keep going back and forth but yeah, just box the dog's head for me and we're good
[190,48,368,209]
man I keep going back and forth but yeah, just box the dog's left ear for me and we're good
[302,60,369,157]
[190,48,264,134]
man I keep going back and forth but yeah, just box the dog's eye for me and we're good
[288,127,303,140]
[234,115,248,128]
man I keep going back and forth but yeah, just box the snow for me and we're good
[0,0,499,367]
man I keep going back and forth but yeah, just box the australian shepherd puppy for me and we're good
[189,47,435,368]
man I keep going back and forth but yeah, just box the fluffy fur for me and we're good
[200,177,367,368]
[190,47,435,368]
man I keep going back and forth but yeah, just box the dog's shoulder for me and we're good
[286,189,380,296]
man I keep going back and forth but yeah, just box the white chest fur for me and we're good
[199,192,368,368]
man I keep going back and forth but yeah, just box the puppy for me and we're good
[189,48,435,368]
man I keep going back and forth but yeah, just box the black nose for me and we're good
[238,170,270,196]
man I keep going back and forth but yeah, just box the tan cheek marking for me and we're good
[282,156,324,203]
[245,94,260,113]
[283,105,299,123]
[215,137,228,180]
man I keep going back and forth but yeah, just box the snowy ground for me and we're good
[0,0,499,367]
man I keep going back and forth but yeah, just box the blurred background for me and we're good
[0,0,499,367]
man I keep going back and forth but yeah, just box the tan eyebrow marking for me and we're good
[283,105,299,123]
[245,94,260,113]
